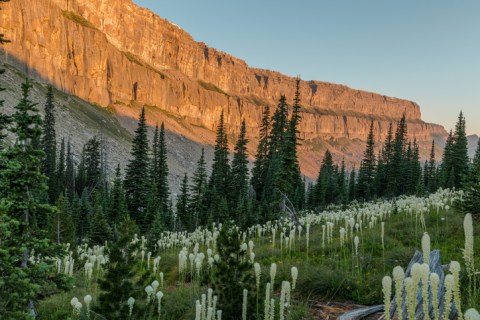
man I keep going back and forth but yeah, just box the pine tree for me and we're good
[425,140,437,192]
[84,136,101,191]
[0,79,61,317]
[251,106,270,200]
[124,108,151,223]
[312,150,337,208]
[388,115,408,196]
[189,148,208,229]
[77,188,93,241]
[376,123,394,197]
[56,137,65,197]
[154,123,170,214]
[207,111,230,222]
[451,111,469,189]
[456,138,480,215]
[177,173,190,230]
[107,164,128,238]
[47,194,76,245]
[88,193,112,245]
[357,120,376,201]
[212,224,254,320]
[97,217,139,319]
[440,130,455,189]
[41,85,57,204]
[65,138,75,200]
[228,120,250,218]
[348,168,357,201]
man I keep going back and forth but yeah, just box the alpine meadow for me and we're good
[1,0,480,319]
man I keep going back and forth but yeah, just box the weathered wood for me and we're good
[340,250,459,320]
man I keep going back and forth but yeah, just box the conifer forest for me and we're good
[1,1,480,319]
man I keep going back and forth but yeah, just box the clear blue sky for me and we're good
[134,0,480,135]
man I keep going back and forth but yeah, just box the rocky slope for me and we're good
[0,0,449,176]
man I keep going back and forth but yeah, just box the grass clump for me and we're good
[61,11,97,30]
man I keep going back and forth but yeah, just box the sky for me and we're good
[134,0,480,135]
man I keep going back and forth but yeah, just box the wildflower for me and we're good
[422,232,431,265]
[382,276,392,320]
[156,291,164,315]
[127,297,135,317]
[145,285,154,303]
[430,273,440,320]
[84,295,92,317]
[270,263,277,292]
[291,267,298,291]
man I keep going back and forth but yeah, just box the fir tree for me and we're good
[47,194,76,245]
[0,79,60,317]
[348,168,357,201]
[228,120,250,217]
[425,140,437,192]
[124,108,151,223]
[65,138,75,200]
[154,122,170,214]
[97,217,139,319]
[451,111,469,189]
[177,173,190,230]
[212,224,254,320]
[84,136,101,191]
[41,85,57,204]
[189,148,208,229]
[107,164,128,238]
[388,114,408,196]
[456,138,480,215]
[56,137,65,197]
[88,193,112,245]
[251,106,270,200]
[207,111,230,222]
[440,130,455,189]
[357,120,376,201]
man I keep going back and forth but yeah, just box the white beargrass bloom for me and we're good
[430,273,440,320]
[445,274,455,319]
[450,261,463,320]
[207,288,213,309]
[254,263,261,291]
[202,293,207,320]
[465,308,480,320]
[279,282,287,320]
[160,272,164,288]
[382,276,392,320]
[381,222,385,250]
[207,307,213,320]
[463,214,475,281]
[156,291,164,315]
[145,285,154,303]
[264,282,271,320]
[242,289,248,320]
[392,266,404,320]
[213,295,218,319]
[322,225,326,251]
[291,267,298,291]
[248,240,254,253]
[127,297,135,317]
[405,277,416,320]
[250,252,255,264]
[195,300,202,320]
[240,243,248,251]
[354,236,360,256]
[74,302,82,315]
[84,295,92,316]
[420,263,430,320]
[217,310,222,320]
[422,232,431,265]
[270,263,277,293]
[70,297,79,309]
[269,298,275,320]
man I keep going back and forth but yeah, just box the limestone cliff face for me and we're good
[0,0,448,176]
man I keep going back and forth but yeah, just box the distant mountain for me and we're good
[0,0,451,179]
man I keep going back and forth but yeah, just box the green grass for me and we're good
[122,51,167,79]
[36,192,480,319]
[61,11,97,30]
[198,80,228,96]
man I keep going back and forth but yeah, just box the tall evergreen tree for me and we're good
[155,123,170,213]
[357,120,377,201]
[47,194,76,245]
[207,111,230,222]
[84,136,101,192]
[189,148,208,229]
[440,130,455,189]
[177,173,190,230]
[124,108,151,223]
[56,137,65,197]
[425,140,437,192]
[251,106,270,200]
[41,85,57,204]
[228,120,250,217]
[107,164,128,237]
[0,79,60,317]
[388,114,408,196]
[65,137,75,200]
[88,193,112,245]
[451,111,469,189]
[456,138,480,215]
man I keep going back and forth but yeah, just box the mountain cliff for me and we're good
[0,0,448,176]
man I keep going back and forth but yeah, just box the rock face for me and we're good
[0,0,448,176]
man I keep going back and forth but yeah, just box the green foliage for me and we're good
[189,148,208,230]
[176,173,190,230]
[124,108,151,223]
[96,217,139,319]
[41,85,57,204]
[456,139,480,215]
[212,224,255,320]
[47,195,76,245]
[88,194,112,246]
[357,120,377,201]
[198,79,228,95]
[61,10,97,29]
